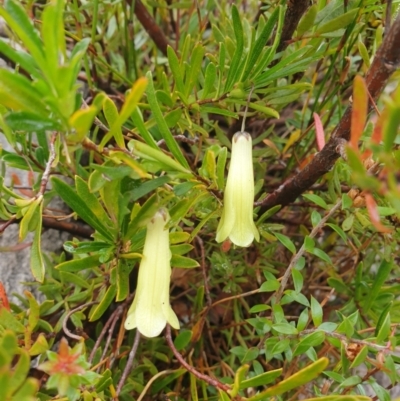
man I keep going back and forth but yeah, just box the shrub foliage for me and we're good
[0,0,400,400]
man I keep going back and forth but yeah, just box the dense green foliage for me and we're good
[0,0,400,400]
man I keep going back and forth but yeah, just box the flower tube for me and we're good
[216,132,259,247]
[125,209,180,337]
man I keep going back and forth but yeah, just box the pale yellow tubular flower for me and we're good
[124,208,180,337]
[216,132,260,247]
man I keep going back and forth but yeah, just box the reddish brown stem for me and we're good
[258,12,400,213]
[128,0,171,56]
[165,324,231,393]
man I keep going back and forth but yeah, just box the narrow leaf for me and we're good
[316,9,359,34]
[313,112,325,151]
[145,71,189,168]
[30,202,45,282]
[247,358,329,401]
[51,177,114,241]
[350,75,368,150]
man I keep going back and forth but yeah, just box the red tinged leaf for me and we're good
[371,109,386,144]
[313,112,325,151]
[351,75,368,150]
[39,338,85,376]
[365,193,392,233]
[221,239,231,252]
[11,173,21,186]
[0,282,10,311]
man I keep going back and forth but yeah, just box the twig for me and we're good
[62,301,99,341]
[300,329,400,355]
[98,307,125,371]
[89,294,134,363]
[385,0,393,36]
[116,329,141,396]
[42,217,94,238]
[258,12,400,213]
[157,135,199,147]
[128,0,171,56]
[38,132,58,196]
[137,369,176,401]
[165,324,231,392]
[276,0,311,53]
[274,198,343,304]
[196,236,212,307]
[0,217,17,234]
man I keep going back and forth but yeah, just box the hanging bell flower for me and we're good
[124,209,180,337]
[216,132,260,247]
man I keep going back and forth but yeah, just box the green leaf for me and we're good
[89,284,117,321]
[56,255,100,272]
[364,259,392,312]
[375,302,392,342]
[131,108,158,148]
[169,231,191,244]
[60,271,90,289]
[41,0,65,79]
[302,397,371,401]
[259,280,280,292]
[310,296,323,327]
[292,269,303,293]
[229,364,250,398]
[302,194,328,209]
[51,177,114,241]
[0,39,39,79]
[247,358,329,401]
[19,197,41,242]
[326,223,347,242]
[224,5,244,92]
[75,176,115,230]
[316,8,359,35]
[0,0,46,71]
[0,70,48,116]
[297,4,318,37]
[184,44,205,97]
[349,346,368,369]
[0,309,25,333]
[202,62,217,99]
[145,71,189,169]
[63,241,110,254]
[4,111,62,132]
[129,140,191,174]
[171,254,199,268]
[174,330,193,351]
[69,104,102,142]
[297,308,309,331]
[239,368,282,389]
[272,323,298,335]
[167,46,186,97]
[116,260,132,301]
[103,96,122,144]
[241,6,280,82]
[293,332,325,357]
[274,232,296,254]
[30,202,45,282]
[131,176,171,201]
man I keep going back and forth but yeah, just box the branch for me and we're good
[127,0,171,56]
[258,12,400,213]
[38,132,57,196]
[116,329,141,396]
[276,0,311,53]
[274,197,342,304]
[62,301,99,341]
[165,324,231,393]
